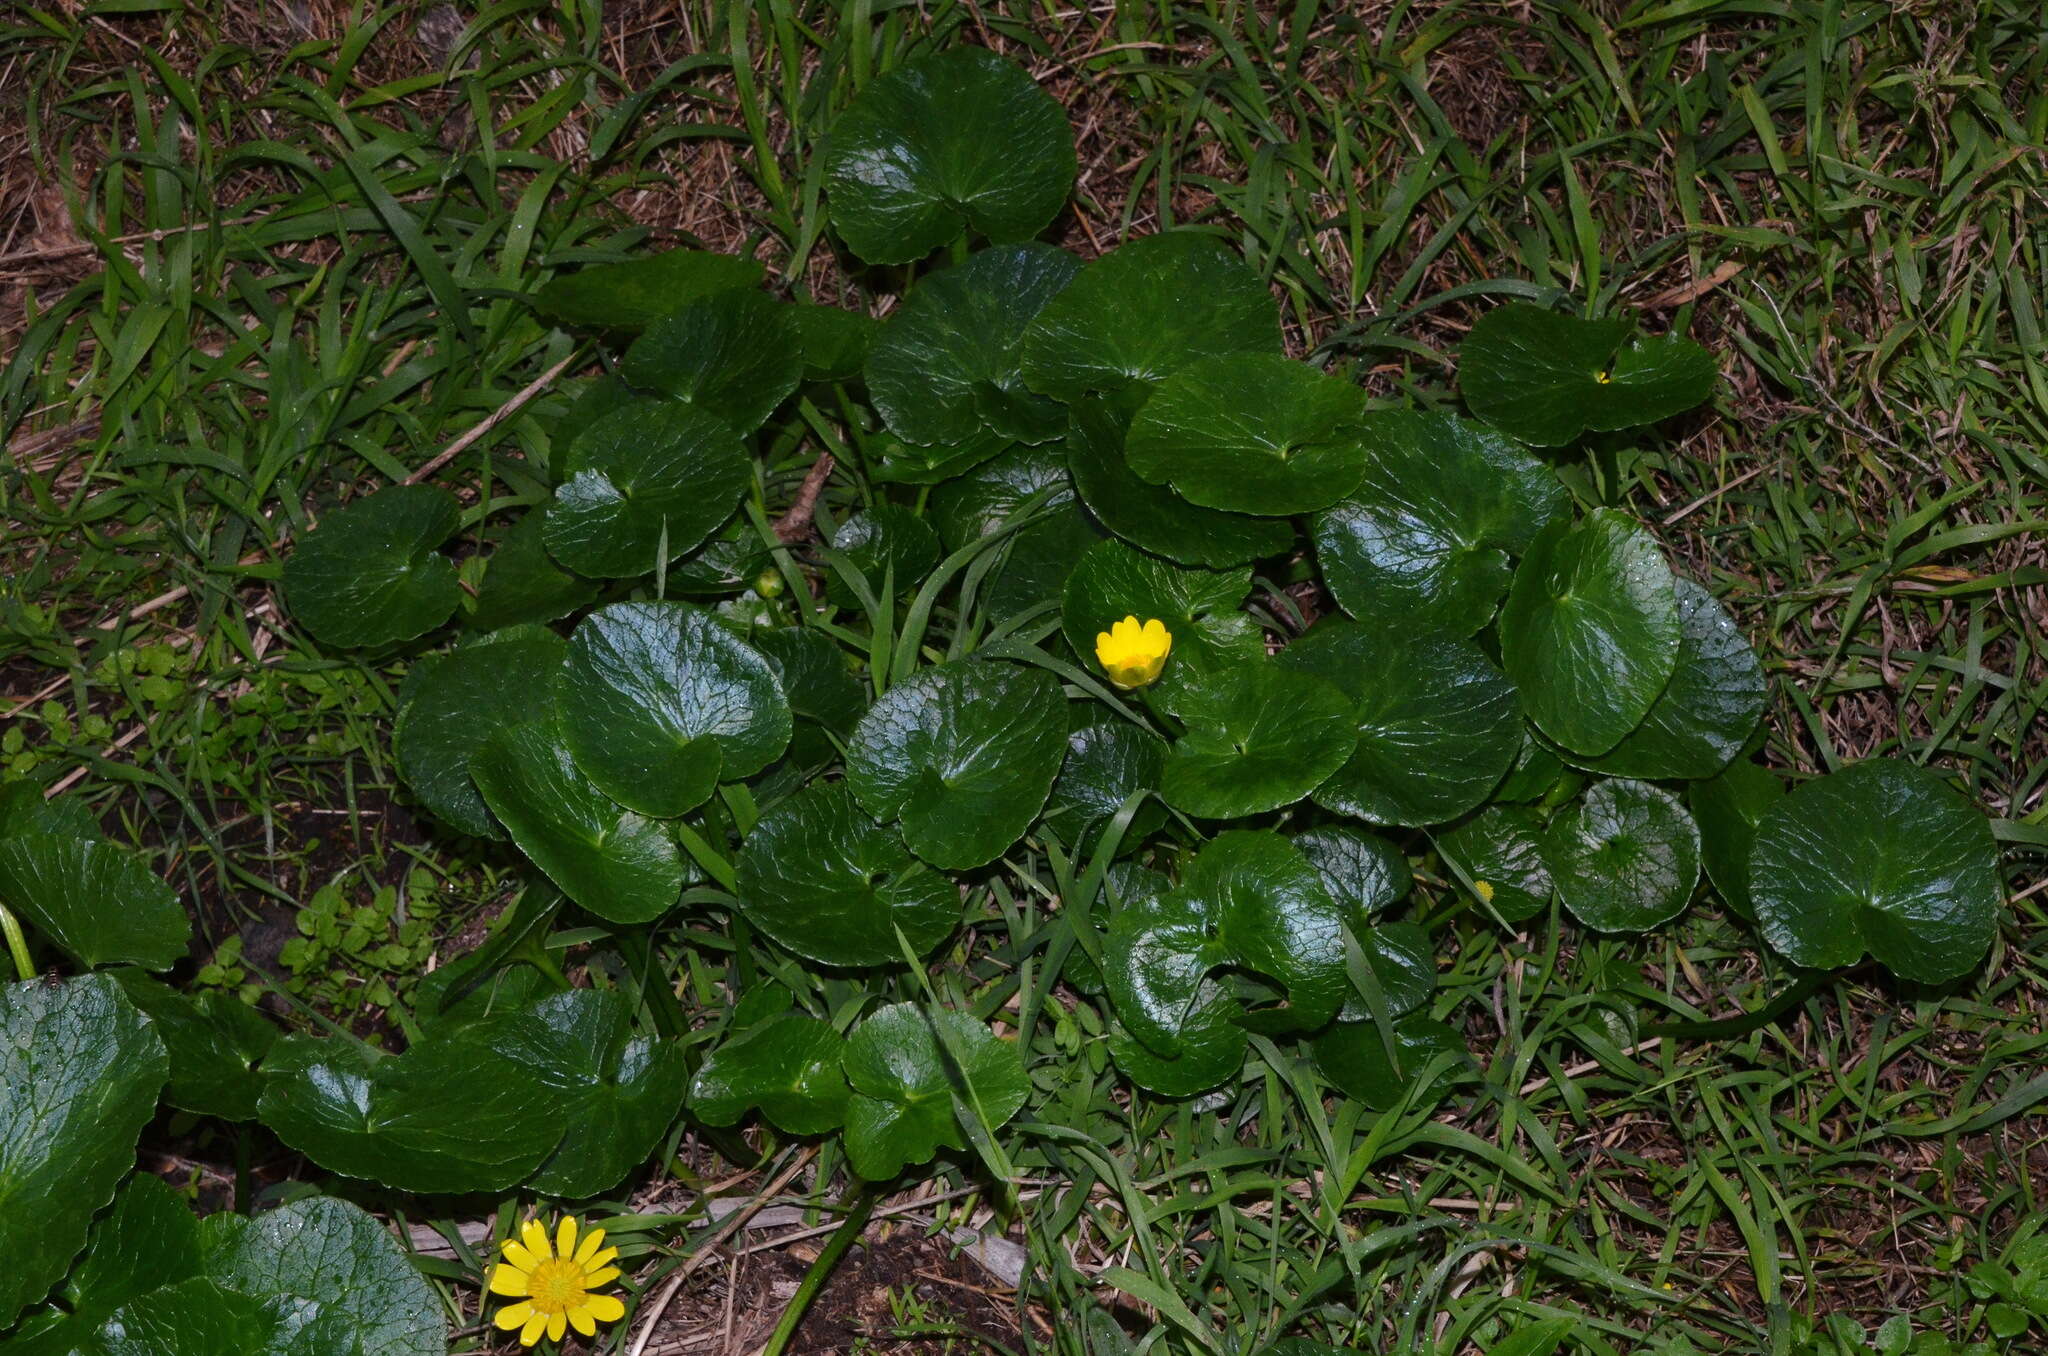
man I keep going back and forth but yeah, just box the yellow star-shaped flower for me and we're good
[489,1215,626,1347]
[1095,615,1172,690]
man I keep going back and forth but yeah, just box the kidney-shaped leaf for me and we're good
[473,719,687,924]
[734,783,961,967]
[560,602,791,818]
[475,988,688,1199]
[1312,1015,1473,1112]
[825,505,942,609]
[0,834,187,972]
[823,48,1075,266]
[620,290,803,434]
[545,398,749,579]
[1061,539,1260,696]
[1124,353,1368,515]
[1313,411,1567,634]
[867,243,1079,446]
[0,976,167,1331]
[1499,510,1681,756]
[1688,759,1784,919]
[841,1003,1028,1180]
[1543,780,1700,933]
[1046,716,1167,852]
[1459,302,1716,447]
[1106,1010,1246,1098]
[846,660,1067,870]
[1578,577,1764,780]
[393,627,569,839]
[1160,663,1356,819]
[5,1174,200,1354]
[1292,825,1411,919]
[113,972,276,1122]
[1278,621,1520,827]
[1066,397,1291,567]
[749,626,867,737]
[1020,231,1280,401]
[533,247,764,333]
[1435,806,1555,923]
[284,485,462,650]
[689,1012,850,1136]
[1748,759,2001,982]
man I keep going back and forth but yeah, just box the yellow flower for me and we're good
[1473,880,1496,904]
[1095,616,1172,690]
[490,1215,626,1347]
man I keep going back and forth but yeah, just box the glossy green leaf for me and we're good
[544,397,749,579]
[867,243,1079,446]
[0,976,167,1331]
[0,783,99,841]
[930,442,1074,551]
[846,660,1067,869]
[1578,578,1765,779]
[749,627,867,736]
[1159,663,1356,819]
[823,48,1075,265]
[1292,825,1410,918]
[1105,1013,1246,1098]
[256,1031,558,1193]
[1312,411,1566,634]
[283,486,461,649]
[1060,539,1260,696]
[1020,231,1279,401]
[560,602,791,817]
[869,425,1014,485]
[1543,780,1700,932]
[825,505,941,609]
[532,247,764,332]
[689,1012,849,1136]
[733,783,960,967]
[1066,397,1291,568]
[87,1280,282,1356]
[982,505,1107,624]
[1046,717,1167,851]
[1278,621,1520,827]
[473,719,687,924]
[112,972,276,1121]
[1435,806,1555,923]
[841,1003,1028,1180]
[791,302,878,380]
[1312,1015,1473,1111]
[620,289,803,433]
[1499,510,1681,755]
[0,835,187,971]
[1748,759,2001,982]
[466,511,599,632]
[1124,353,1368,515]
[1688,759,1784,918]
[392,627,569,839]
[6,1175,200,1354]
[475,988,688,1198]
[1459,303,1716,446]
[1353,922,1435,1020]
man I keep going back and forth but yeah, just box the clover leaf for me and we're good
[283,485,462,650]
[544,397,749,578]
[1577,578,1765,780]
[532,247,765,332]
[690,1012,850,1136]
[1160,662,1357,818]
[1543,779,1701,933]
[1458,302,1716,446]
[1748,759,2001,982]
[841,1003,1028,1180]
[823,48,1076,265]
[392,625,569,839]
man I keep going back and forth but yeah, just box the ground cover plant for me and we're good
[2,2,2045,1355]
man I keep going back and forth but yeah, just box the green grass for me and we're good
[3,1,2045,1353]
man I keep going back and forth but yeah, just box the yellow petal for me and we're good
[584,1246,620,1271]
[585,1293,626,1324]
[519,1310,548,1346]
[556,1216,579,1259]
[583,1265,621,1288]
[569,1305,597,1337]
[521,1218,552,1261]
[495,1301,534,1332]
[501,1239,541,1272]
[573,1226,607,1264]
[488,1264,530,1298]
[546,1311,567,1343]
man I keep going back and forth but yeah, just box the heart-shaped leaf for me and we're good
[749,626,868,737]
[0,782,99,841]
[1577,578,1765,779]
[1311,1015,1472,1111]
[1688,759,1784,918]
[689,1012,850,1136]
[560,602,791,817]
[1748,759,2001,982]
[1066,397,1292,568]
[866,243,1080,446]
[1124,353,1368,515]
[473,719,687,924]
[733,783,960,967]
[1543,780,1700,933]
[1061,539,1260,696]
[0,976,167,1331]
[6,1174,201,1353]
[1278,621,1521,827]
[533,247,765,332]
[544,398,749,579]
[620,289,804,433]
[467,512,600,631]
[1499,510,1681,756]
[473,988,688,1198]
[86,1279,282,1356]
[1435,806,1555,923]
[792,303,878,381]
[825,505,942,609]
[0,835,187,971]
[284,486,462,649]
[393,626,569,838]
[1046,716,1167,852]
[1291,825,1411,918]
[846,660,1067,869]
[1106,1012,1246,1098]
[931,443,1074,550]
[1020,231,1279,401]
[112,972,277,1121]
[256,1031,558,1193]
[823,47,1075,265]
[841,1003,1028,1180]
[1159,663,1357,818]
[1312,411,1566,634]
[1459,302,1716,446]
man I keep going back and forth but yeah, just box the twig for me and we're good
[402,350,581,485]
[771,453,835,543]
[1661,465,1766,527]
[1640,259,1746,310]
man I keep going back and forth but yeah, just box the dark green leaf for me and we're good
[1312,1015,1472,1111]
[1105,1015,1245,1098]
[841,1003,1028,1180]
[8,1175,200,1354]
[1060,540,1259,697]
[392,627,569,839]
[689,1012,849,1136]
[466,511,600,632]
[1543,780,1700,932]
[1459,303,1716,446]
[283,486,461,649]
[1159,663,1356,818]
[544,398,748,579]
[1066,397,1291,568]
[1435,806,1555,923]
[533,247,764,332]
[749,627,867,736]
[1577,578,1764,779]
[791,303,878,381]
[1046,717,1167,851]
[111,973,276,1121]
[620,290,803,433]
[869,426,1015,485]
[86,1280,281,1356]
[0,835,187,971]
[1291,825,1410,918]
[1688,759,1784,918]
[825,505,941,609]
[930,443,1073,551]
[1352,923,1436,1020]
[0,783,99,842]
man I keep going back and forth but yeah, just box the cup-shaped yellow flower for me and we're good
[1095,615,1173,690]
[490,1215,626,1347]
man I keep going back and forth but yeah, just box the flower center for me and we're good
[527,1258,586,1315]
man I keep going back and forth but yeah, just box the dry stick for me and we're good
[771,452,835,543]
[625,1146,820,1356]
[1662,465,1766,527]
[401,351,582,486]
